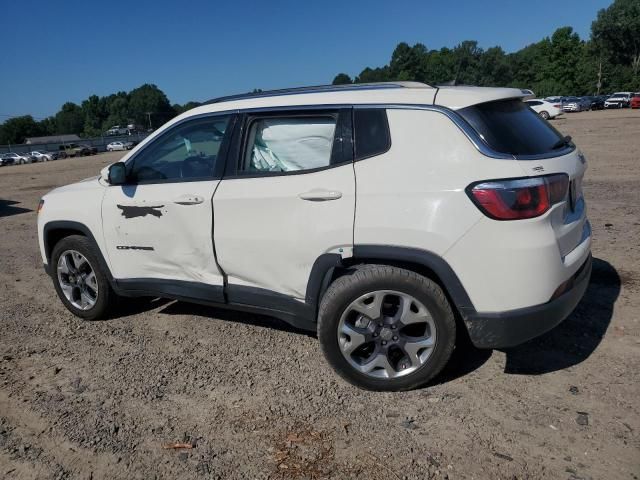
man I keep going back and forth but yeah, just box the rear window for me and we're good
[457,99,565,156]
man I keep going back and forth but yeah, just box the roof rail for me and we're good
[204,81,432,104]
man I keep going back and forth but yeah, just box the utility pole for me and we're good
[146,112,153,131]
[596,57,602,95]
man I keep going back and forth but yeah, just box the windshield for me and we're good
[457,99,566,156]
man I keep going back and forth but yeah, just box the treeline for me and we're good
[0,84,201,145]
[2,0,638,145]
[333,0,639,96]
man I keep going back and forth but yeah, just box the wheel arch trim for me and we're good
[307,245,477,320]
[42,220,114,282]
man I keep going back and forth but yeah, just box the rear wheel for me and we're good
[51,235,116,320]
[539,110,550,120]
[318,265,456,391]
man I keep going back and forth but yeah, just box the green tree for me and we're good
[592,0,640,79]
[55,102,84,135]
[355,66,391,83]
[0,116,45,144]
[332,73,353,85]
[389,42,428,81]
[82,95,107,137]
[173,101,201,115]
[38,117,57,136]
[477,47,512,86]
[102,93,129,131]
[128,84,175,129]
[450,41,483,84]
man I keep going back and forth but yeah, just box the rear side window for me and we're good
[243,116,336,173]
[354,109,391,160]
[458,99,565,156]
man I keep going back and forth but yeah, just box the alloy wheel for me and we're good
[56,250,98,310]
[337,290,437,379]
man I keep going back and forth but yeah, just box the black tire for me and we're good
[540,110,550,120]
[50,235,116,320]
[318,265,456,391]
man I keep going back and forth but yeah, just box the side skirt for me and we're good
[113,278,316,332]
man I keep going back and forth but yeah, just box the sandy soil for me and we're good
[1,109,639,479]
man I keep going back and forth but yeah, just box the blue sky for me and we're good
[1,0,612,119]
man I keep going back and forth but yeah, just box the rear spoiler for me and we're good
[434,86,531,110]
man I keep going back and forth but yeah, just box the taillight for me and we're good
[467,174,569,220]
[37,199,44,214]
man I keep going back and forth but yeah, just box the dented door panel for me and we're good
[101,181,224,288]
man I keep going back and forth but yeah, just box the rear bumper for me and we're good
[464,253,592,349]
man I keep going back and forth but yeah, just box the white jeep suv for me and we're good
[37,82,592,391]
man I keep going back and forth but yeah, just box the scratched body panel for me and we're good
[101,181,224,287]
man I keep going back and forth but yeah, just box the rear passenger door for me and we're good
[213,108,355,302]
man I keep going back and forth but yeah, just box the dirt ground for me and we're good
[1,109,639,480]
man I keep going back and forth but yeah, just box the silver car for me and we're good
[2,152,33,165]
[29,151,57,162]
[562,97,585,112]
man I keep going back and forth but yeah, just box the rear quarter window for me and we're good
[354,109,391,160]
[457,99,565,156]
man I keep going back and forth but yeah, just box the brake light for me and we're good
[467,174,569,220]
[37,199,44,214]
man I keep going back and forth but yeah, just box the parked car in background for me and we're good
[59,144,90,158]
[0,154,14,166]
[106,141,134,151]
[586,96,606,110]
[520,89,535,99]
[630,93,640,109]
[2,152,33,165]
[29,151,58,162]
[78,144,98,155]
[605,92,632,108]
[525,99,562,119]
[106,125,130,136]
[562,97,586,112]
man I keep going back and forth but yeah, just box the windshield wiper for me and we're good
[552,135,572,150]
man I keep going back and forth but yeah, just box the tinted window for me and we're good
[526,100,542,106]
[128,115,230,183]
[354,109,391,160]
[243,116,336,173]
[458,99,565,156]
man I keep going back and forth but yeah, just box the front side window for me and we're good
[128,115,230,183]
[242,116,337,173]
[458,99,566,156]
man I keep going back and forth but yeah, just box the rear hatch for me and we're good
[456,98,589,260]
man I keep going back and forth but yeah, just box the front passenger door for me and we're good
[101,114,235,300]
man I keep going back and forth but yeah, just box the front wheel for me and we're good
[318,265,456,391]
[51,235,116,320]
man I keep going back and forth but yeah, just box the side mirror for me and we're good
[107,162,127,185]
